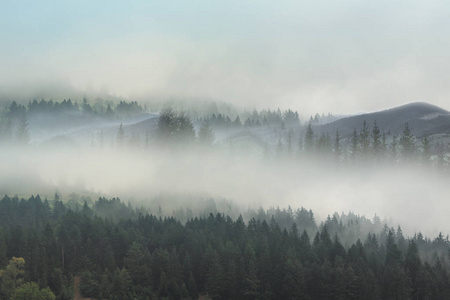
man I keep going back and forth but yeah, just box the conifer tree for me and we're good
[15,111,30,146]
[399,122,415,159]
[350,128,359,161]
[420,133,431,164]
[371,120,382,158]
[390,135,398,161]
[359,120,370,159]
[297,135,303,156]
[287,129,293,157]
[305,123,315,153]
[333,129,342,162]
[198,121,215,146]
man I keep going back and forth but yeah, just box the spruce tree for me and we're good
[15,111,30,146]
[197,121,215,146]
[359,120,370,159]
[420,133,431,164]
[305,123,315,153]
[333,129,342,162]
[371,120,382,157]
[399,122,415,159]
[350,128,359,161]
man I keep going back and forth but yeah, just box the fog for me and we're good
[2,0,450,240]
[2,1,450,116]
[1,142,447,238]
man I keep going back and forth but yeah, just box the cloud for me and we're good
[1,1,450,116]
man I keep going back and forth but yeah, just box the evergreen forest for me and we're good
[0,195,449,299]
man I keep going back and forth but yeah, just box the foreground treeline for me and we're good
[0,195,449,299]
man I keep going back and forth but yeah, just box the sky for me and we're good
[1,0,450,116]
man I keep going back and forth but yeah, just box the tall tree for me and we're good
[333,129,342,162]
[390,135,398,161]
[15,111,30,146]
[371,120,382,157]
[297,135,303,156]
[197,121,215,146]
[176,112,195,144]
[420,133,431,164]
[399,123,415,159]
[304,123,315,153]
[359,120,370,159]
[82,97,93,114]
[350,128,359,161]
[287,129,293,157]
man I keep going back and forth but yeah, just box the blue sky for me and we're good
[1,0,450,115]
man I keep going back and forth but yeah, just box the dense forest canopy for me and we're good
[0,194,449,299]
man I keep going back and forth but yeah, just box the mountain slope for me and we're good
[318,102,450,139]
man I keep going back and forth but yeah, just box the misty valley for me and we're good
[0,98,450,300]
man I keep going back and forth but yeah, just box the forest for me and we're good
[0,99,447,169]
[0,98,449,299]
[0,194,449,299]
[4,0,450,299]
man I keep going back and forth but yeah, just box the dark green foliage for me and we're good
[0,195,449,299]
[156,109,196,146]
[79,270,98,298]
[12,282,55,300]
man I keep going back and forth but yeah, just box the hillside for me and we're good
[317,102,450,139]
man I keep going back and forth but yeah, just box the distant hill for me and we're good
[317,102,450,140]
[22,101,450,151]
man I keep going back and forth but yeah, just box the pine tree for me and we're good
[198,121,215,146]
[360,120,370,159]
[381,131,387,158]
[287,129,293,157]
[233,115,242,127]
[350,128,359,161]
[333,129,342,162]
[305,123,315,153]
[420,133,431,164]
[399,122,415,159]
[390,135,398,161]
[82,97,92,114]
[371,120,382,157]
[176,112,196,144]
[297,135,303,156]
[15,111,30,146]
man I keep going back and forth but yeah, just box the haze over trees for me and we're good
[0,97,450,299]
[1,99,448,170]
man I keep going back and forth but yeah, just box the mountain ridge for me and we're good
[317,102,450,139]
